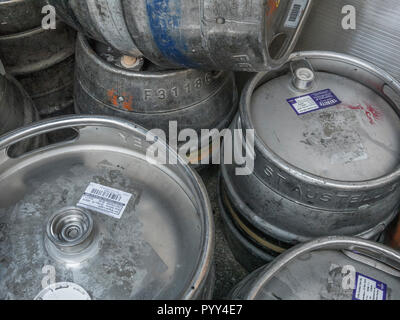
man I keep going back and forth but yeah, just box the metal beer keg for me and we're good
[49,0,313,71]
[74,34,238,167]
[230,237,400,300]
[0,116,215,300]
[220,51,400,270]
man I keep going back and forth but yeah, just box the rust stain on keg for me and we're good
[107,89,134,111]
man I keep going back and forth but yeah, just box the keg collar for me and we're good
[45,207,97,259]
[293,67,315,91]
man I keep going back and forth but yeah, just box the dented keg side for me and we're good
[224,52,400,241]
[0,116,215,300]
[0,0,47,35]
[74,34,238,164]
[230,237,400,300]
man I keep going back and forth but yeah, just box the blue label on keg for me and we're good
[287,89,342,115]
[352,273,387,300]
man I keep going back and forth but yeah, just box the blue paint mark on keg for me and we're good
[146,0,199,68]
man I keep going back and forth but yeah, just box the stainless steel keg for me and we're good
[230,237,400,300]
[17,55,75,117]
[0,0,76,117]
[0,0,47,35]
[49,0,313,71]
[0,69,42,157]
[74,34,238,167]
[0,116,215,300]
[296,0,400,83]
[220,51,400,270]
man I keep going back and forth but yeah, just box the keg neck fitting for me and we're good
[120,55,144,71]
[293,67,315,91]
[45,207,100,264]
[290,59,316,91]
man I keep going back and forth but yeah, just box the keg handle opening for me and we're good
[246,236,400,299]
[343,249,400,278]
[267,0,313,67]
[0,115,151,161]
[5,127,79,159]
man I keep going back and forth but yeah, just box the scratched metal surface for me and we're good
[296,0,400,81]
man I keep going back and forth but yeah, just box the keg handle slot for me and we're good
[6,127,79,159]
[0,115,150,161]
[343,249,400,277]
[246,236,400,299]
[267,0,313,67]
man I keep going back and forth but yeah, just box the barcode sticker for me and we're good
[77,183,133,219]
[284,0,308,28]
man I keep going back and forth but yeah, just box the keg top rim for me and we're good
[0,115,214,300]
[238,236,400,300]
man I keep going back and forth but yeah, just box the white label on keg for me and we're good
[352,273,387,300]
[284,0,308,28]
[34,282,91,300]
[77,182,133,219]
[287,89,342,115]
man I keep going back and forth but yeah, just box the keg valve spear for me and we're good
[290,59,316,91]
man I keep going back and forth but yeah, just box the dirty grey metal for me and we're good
[49,0,313,71]
[220,51,400,270]
[198,165,248,299]
[0,21,75,76]
[0,115,215,300]
[296,0,400,83]
[17,56,75,117]
[0,71,42,157]
[0,0,47,35]
[217,176,275,272]
[230,237,400,300]
[75,34,238,167]
[0,15,76,117]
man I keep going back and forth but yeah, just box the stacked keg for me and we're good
[0,0,76,118]
[220,51,400,271]
[73,35,238,167]
[3,0,400,301]
[0,61,43,157]
[49,0,313,168]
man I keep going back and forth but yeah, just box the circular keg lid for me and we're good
[248,52,400,181]
[0,116,213,300]
[236,237,400,300]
